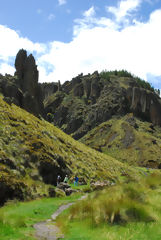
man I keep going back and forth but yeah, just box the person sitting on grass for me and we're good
[74,176,79,186]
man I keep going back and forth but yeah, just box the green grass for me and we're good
[60,219,161,240]
[0,194,81,240]
[57,173,161,240]
[80,114,161,168]
[69,183,92,192]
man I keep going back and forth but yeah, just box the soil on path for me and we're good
[33,195,86,240]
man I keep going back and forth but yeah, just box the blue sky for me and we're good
[0,0,161,91]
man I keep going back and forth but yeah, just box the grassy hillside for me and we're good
[0,97,137,204]
[80,114,161,168]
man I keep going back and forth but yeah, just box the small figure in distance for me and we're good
[57,175,61,186]
[64,175,69,183]
[74,176,79,186]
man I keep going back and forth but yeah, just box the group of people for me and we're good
[57,174,79,186]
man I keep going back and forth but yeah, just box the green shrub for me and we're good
[100,69,154,92]
[68,182,156,226]
[135,77,154,92]
[144,172,161,189]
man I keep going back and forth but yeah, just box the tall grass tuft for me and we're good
[68,180,157,226]
[144,172,161,189]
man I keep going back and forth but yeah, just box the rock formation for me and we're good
[43,71,161,139]
[14,49,44,116]
[0,49,44,117]
[127,87,161,125]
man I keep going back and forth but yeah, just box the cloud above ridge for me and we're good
[0,0,161,90]
[37,3,161,84]
[0,24,45,75]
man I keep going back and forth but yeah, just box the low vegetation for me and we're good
[80,114,161,168]
[0,194,81,240]
[100,70,154,92]
[57,172,161,240]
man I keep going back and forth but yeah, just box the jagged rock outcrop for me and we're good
[14,49,44,116]
[1,51,161,137]
[41,82,59,100]
[43,71,161,139]
[0,49,44,117]
[127,87,161,125]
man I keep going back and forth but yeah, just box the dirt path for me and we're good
[33,195,86,240]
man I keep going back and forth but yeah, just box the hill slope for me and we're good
[43,70,161,140]
[0,97,136,205]
[80,114,161,168]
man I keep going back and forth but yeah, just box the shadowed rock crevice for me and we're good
[38,158,70,186]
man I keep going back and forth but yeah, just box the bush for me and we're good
[135,77,154,92]
[68,181,156,226]
[100,69,154,92]
[100,69,133,80]
[144,172,161,189]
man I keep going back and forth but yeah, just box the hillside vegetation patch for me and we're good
[57,173,161,240]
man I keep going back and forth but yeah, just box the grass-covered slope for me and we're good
[80,114,161,168]
[0,97,136,204]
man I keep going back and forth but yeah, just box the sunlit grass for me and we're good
[0,194,81,240]
[57,173,161,240]
[0,96,138,205]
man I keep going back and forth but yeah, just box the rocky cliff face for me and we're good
[0,49,44,117]
[0,50,160,137]
[43,71,161,139]
[127,87,161,125]
[41,82,59,100]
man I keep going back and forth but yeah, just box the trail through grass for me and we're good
[0,194,81,240]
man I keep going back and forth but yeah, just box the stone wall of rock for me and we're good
[127,87,161,125]
[40,82,59,100]
[43,72,161,140]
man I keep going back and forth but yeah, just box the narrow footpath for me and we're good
[33,195,86,240]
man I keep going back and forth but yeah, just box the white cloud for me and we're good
[37,7,161,85]
[0,2,161,91]
[107,0,141,22]
[0,24,46,75]
[48,14,55,21]
[0,25,45,62]
[83,6,95,18]
[58,0,66,6]
[0,63,15,75]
